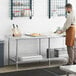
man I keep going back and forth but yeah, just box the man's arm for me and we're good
[57,14,73,34]
[62,14,72,32]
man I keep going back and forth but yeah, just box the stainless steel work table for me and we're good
[7,35,64,69]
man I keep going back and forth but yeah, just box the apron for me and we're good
[66,26,75,46]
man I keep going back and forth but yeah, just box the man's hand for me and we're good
[56,30,64,34]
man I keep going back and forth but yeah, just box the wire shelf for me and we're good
[48,0,68,18]
[10,0,34,20]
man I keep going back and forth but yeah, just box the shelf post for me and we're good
[65,0,68,17]
[30,0,32,19]
[11,0,13,20]
[49,0,51,18]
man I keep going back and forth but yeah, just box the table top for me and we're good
[7,34,65,40]
[60,65,76,73]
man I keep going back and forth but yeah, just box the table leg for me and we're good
[8,38,10,65]
[39,39,41,55]
[48,38,50,49]
[48,38,50,66]
[16,39,18,70]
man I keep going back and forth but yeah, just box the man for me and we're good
[57,4,76,65]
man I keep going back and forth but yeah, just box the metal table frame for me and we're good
[8,36,51,69]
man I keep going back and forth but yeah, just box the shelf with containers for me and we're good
[48,0,69,18]
[10,0,34,20]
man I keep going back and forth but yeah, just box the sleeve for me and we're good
[62,15,72,32]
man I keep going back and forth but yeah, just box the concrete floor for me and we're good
[0,64,75,76]
[61,74,76,76]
